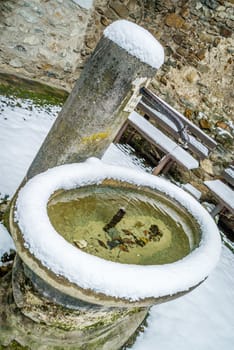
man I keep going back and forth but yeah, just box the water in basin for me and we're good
[47,184,200,265]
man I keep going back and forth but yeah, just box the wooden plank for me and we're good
[153,154,172,175]
[204,180,234,215]
[162,159,174,175]
[138,101,209,160]
[223,167,234,187]
[140,87,217,150]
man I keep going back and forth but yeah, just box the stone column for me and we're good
[27,20,164,179]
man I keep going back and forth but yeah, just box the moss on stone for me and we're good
[0,72,68,106]
[0,340,30,350]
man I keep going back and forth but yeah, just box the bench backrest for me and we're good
[138,100,209,160]
[223,166,234,187]
[139,87,217,151]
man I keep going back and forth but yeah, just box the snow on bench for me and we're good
[138,100,209,160]
[189,135,209,157]
[204,179,234,217]
[128,111,199,174]
[182,183,202,200]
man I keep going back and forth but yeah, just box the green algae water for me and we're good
[47,184,200,265]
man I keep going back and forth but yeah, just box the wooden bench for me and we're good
[137,87,217,160]
[127,111,199,175]
[138,101,209,159]
[114,87,217,176]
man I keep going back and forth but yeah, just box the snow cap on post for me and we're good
[104,20,164,69]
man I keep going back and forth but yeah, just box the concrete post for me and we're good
[27,20,164,179]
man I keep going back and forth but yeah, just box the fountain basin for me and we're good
[10,158,221,307]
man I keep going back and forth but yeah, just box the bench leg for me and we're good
[162,159,174,175]
[153,154,171,176]
[210,203,224,218]
[114,121,129,143]
[125,129,136,144]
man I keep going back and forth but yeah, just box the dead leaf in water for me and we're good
[149,224,159,236]
[122,238,135,245]
[119,244,129,252]
[135,239,146,247]
[97,239,108,249]
[139,237,149,244]
[134,221,144,228]
[122,229,133,236]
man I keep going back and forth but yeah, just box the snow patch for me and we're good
[104,20,164,69]
[132,245,234,350]
[0,96,60,197]
[0,223,15,266]
[182,183,201,200]
[15,159,221,301]
[102,143,152,173]
[72,0,93,10]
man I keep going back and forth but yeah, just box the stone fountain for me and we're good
[0,20,221,350]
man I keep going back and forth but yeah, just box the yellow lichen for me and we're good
[82,131,110,143]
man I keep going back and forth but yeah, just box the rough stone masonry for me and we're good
[0,0,93,90]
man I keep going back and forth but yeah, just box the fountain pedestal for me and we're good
[0,256,147,349]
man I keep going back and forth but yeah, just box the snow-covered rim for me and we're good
[15,158,221,301]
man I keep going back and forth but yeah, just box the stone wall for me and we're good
[0,0,93,90]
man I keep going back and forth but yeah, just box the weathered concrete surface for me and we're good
[26,35,156,179]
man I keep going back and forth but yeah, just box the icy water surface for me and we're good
[48,185,200,265]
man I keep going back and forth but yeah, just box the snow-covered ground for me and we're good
[0,95,233,349]
[0,96,60,198]
[133,245,234,350]
[0,223,15,261]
